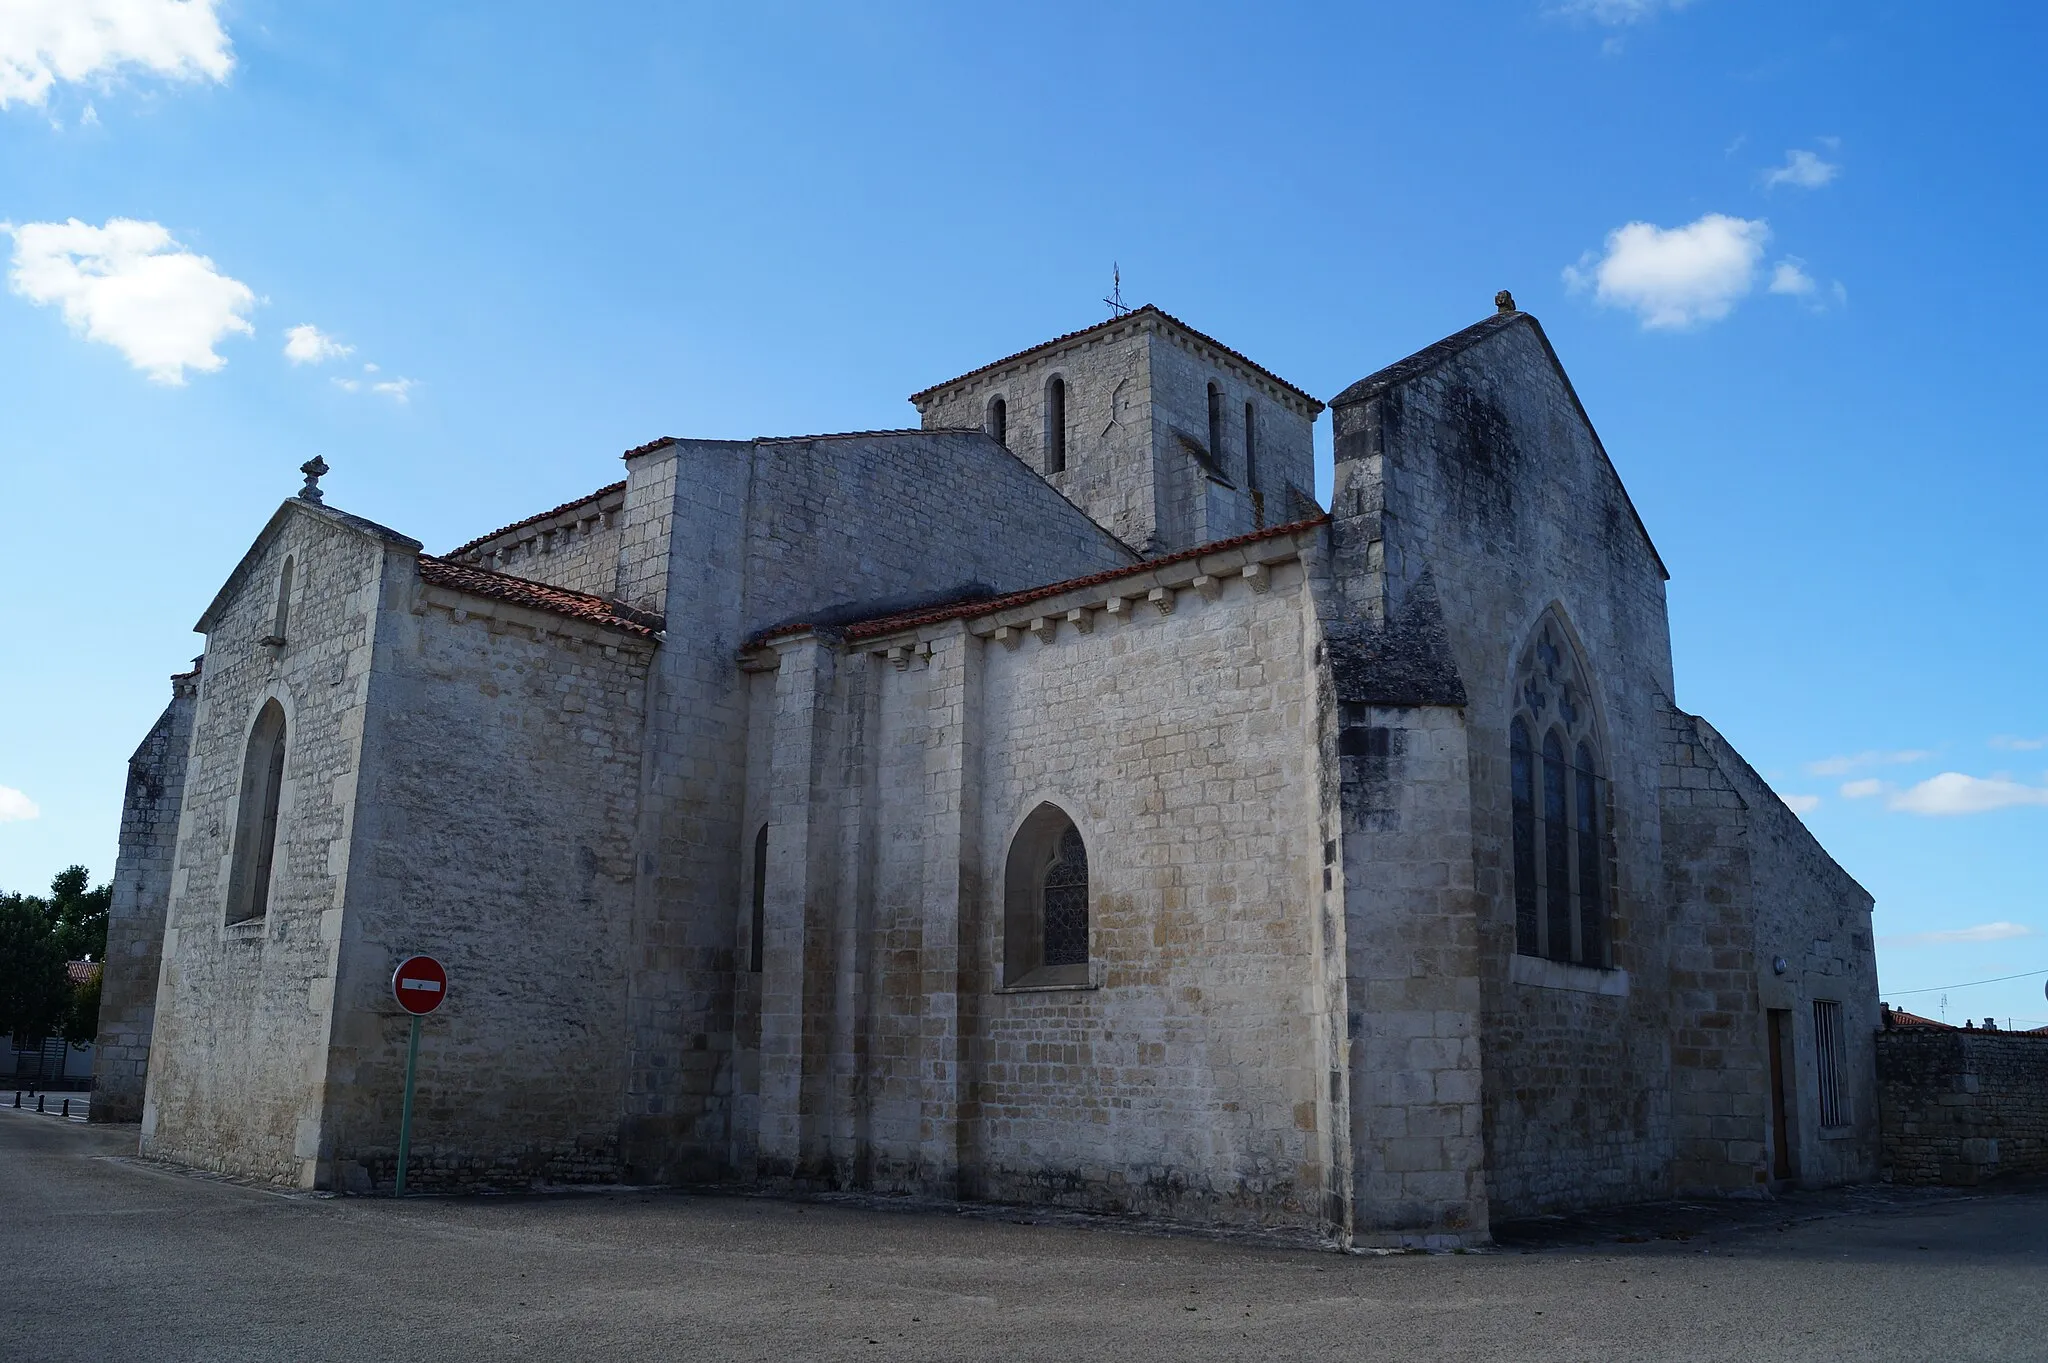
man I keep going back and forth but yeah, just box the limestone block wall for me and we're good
[317,579,653,1193]
[620,431,1137,1181]
[1330,314,1681,1218]
[1336,701,1490,1245]
[93,671,198,1123]
[448,482,628,601]
[912,322,1159,551]
[1146,324,1317,549]
[913,310,1321,556]
[1877,1029,2048,1184]
[734,534,1343,1235]
[1686,711,1879,1189]
[143,504,406,1187]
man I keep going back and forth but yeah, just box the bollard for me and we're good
[37,1095,45,1112]
[11,1092,17,1109]
[61,1099,70,1118]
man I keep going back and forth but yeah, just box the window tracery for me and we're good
[1508,614,1610,967]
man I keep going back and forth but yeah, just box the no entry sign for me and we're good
[392,955,448,1015]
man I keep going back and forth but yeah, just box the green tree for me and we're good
[0,866,112,1046]
[0,890,69,1044]
[48,864,109,962]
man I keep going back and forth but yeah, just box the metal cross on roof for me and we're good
[1104,263,1131,318]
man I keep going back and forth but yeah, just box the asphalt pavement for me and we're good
[5,1105,2044,1362]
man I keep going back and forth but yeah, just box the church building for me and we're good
[95,298,1879,1246]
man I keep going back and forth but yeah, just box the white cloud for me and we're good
[1769,260,1816,297]
[1888,773,2048,816]
[283,323,352,366]
[1763,148,1840,190]
[1556,0,1697,23]
[1807,749,1935,777]
[1881,921,2038,947]
[0,785,39,822]
[1840,778,1886,799]
[5,216,254,383]
[1563,213,1768,330]
[0,0,231,110]
[1780,793,1822,813]
[331,363,415,402]
[1990,735,2048,751]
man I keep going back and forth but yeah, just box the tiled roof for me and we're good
[908,304,1323,410]
[66,960,99,985]
[756,428,980,444]
[751,514,1327,648]
[622,436,678,459]
[447,481,627,560]
[1883,1005,1954,1029]
[417,556,664,639]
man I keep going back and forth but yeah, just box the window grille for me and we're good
[1041,825,1089,967]
[1510,720,1538,956]
[1813,1000,1847,1127]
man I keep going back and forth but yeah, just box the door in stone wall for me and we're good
[1768,1009,1796,1182]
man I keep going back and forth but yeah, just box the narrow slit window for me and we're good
[269,556,294,643]
[226,700,288,924]
[1207,382,1223,464]
[1243,401,1257,490]
[1044,377,1067,473]
[987,396,1007,448]
[750,824,768,973]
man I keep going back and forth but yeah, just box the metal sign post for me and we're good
[390,955,448,1196]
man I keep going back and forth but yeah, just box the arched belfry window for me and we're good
[1003,803,1090,987]
[986,396,1007,449]
[226,699,288,924]
[1044,376,1067,473]
[1508,614,1610,967]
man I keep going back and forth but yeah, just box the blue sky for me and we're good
[2,1,2043,1023]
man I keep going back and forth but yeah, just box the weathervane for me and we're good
[1104,263,1131,318]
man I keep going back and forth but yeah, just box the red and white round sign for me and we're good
[392,955,448,1015]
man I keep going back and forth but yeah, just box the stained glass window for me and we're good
[1041,825,1089,967]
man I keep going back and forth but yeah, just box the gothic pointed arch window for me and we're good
[1508,613,1610,967]
[226,699,288,924]
[1002,802,1090,988]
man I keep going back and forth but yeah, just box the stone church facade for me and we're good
[97,300,1879,1246]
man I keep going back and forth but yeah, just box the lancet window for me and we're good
[1508,614,1610,967]
[1003,803,1090,987]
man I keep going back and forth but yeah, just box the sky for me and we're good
[1,0,2043,1024]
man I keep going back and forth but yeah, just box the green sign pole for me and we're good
[394,1013,421,1196]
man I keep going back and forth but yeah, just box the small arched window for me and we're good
[226,699,288,924]
[1044,376,1067,473]
[1207,382,1223,463]
[1508,614,1610,967]
[1003,803,1089,987]
[1243,401,1257,490]
[987,396,1008,448]
[750,823,768,973]
[267,556,294,644]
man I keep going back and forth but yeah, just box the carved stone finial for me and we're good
[299,456,329,504]
[1495,289,1517,314]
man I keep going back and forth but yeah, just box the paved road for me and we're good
[6,1108,2044,1363]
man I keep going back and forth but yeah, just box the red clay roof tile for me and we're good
[446,481,628,560]
[417,555,663,639]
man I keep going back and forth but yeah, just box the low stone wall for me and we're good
[1876,1028,2048,1184]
